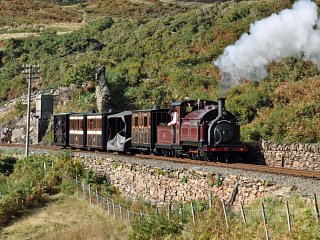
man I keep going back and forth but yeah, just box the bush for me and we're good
[130,212,183,240]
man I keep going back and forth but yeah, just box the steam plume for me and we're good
[214,0,320,91]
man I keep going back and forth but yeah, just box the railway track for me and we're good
[135,154,320,179]
[1,143,320,180]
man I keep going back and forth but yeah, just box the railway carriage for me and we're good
[86,111,119,150]
[107,111,132,152]
[53,113,72,148]
[131,107,170,153]
[69,113,87,149]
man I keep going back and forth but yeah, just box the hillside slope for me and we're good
[0,0,319,143]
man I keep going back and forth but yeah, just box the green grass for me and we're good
[0,194,129,240]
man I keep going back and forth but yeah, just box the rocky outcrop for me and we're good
[95,66,110,112]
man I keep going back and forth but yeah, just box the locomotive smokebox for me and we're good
[218,97,226,118]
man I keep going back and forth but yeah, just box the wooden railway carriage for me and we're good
[53,113,71,147]
[131,107,170,152]
[86,111,118,150]
[69,113,86,148]
[107,111,132,152]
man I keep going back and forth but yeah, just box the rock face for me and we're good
[249,140,320,171]
[79,155,296,207]
[95,66,110,112]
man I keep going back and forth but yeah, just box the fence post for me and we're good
[112,200,116,219]
[285,201,292,233]
[314,193,319,223]
[76,175,79,196]
[261,202,269,240]
[221,199,229,228]
[168,203,171,220]
[209,193,213,209]
[107,198,110,214]
[191,202,195,225]
[240,201,247,224]
[179,204,184,223]
[96,188,99,205]
[119,204,123,220]
[127,210,131,224]
[82,180,85,199]
[88,184,92,205]
[43,162,46,177]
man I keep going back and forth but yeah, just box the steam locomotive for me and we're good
[53,98,248,162]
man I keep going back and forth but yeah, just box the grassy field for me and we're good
[0,193,129,240]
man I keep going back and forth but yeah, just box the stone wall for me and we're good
[79,155,294,207]
[249,141,320,170]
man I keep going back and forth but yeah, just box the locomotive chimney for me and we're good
[218,98,226,118]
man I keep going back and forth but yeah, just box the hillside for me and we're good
[0,0,319,143]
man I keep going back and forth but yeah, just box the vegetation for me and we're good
[0,194,129,240]
[0,150,116,226]
[0,150,319,239]
[0,0,319,143]
[129,196,320,240]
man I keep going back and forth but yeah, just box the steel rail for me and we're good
[0,143,319,179]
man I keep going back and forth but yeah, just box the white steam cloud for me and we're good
[214,0,320,90]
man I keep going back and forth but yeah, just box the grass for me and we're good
[0,193,129,240]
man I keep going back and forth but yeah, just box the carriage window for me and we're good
[143,117,148,127]
[135,117,139,127]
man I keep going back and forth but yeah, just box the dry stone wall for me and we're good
[249,141,320,170]
[79,155,294,207]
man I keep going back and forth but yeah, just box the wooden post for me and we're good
[314,193,319,223]
[140,209,143,220]
[112,200,116,219]
[240,201,247,224]
[107,198,110,214]
[168,203,171,220]
[119,204,123,220]
[261,202,269,240]
[221,199,229,228]
[43,162,47,177]
[179,205,183,223]
[285,201,292,233]
[191,202,195,225]
[76,175,79,196]
[88,184,92,205]
[96,188,99,205]
[209,193,213,209]
[82,180,85,199]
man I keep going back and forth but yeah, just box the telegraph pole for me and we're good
[23,64,39,157]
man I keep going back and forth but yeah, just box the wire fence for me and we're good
[74,175,320,240]
[39,161,320,240]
